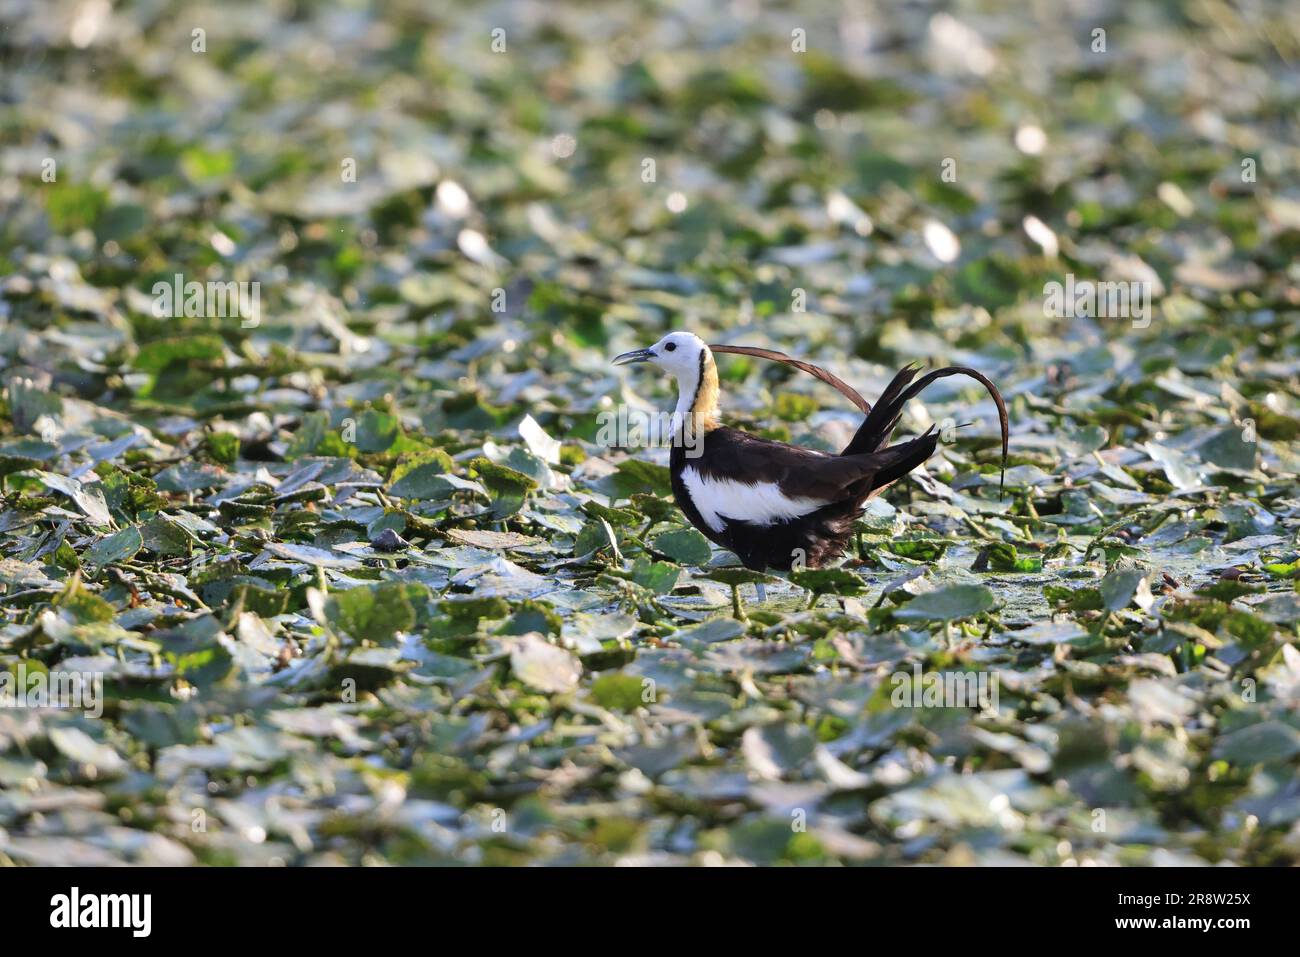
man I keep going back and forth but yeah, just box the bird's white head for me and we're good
[612,331,708,377]
[612,331,719,430]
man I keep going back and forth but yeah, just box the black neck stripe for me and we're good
[689,348,705,414]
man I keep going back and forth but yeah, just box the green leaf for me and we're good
[356,408,403,453]
[207,431,240,466]
[701,567,776,588]
[652,527,712,565]
[45,182,109,231]
[1255,593,1300,625]
[161,616,236,688]
[439,596,510,623]
[286,411,349,460]
[589,673,646,711]
[742,723,815,779]
[895,584,996,622]
[134,335,225,375]
[0,558,59,589]
[36,472,112,525]
[48,727,126,776]
[180,146,236,181]
[84,526,143,570]
[979,543,1043,573]
[1100,569,1146,612]
[1044,583,1103,612]
[885,539,950,562]
[790,567,865,597]
[469,457,537,519]
[630,557,680,594]
[675,617,747,644]
[497,600,562,637]
[1212,721,1300,765]
[574,519,621,561]
[599,459,672,499]
[508,633,581,694]
[327,584,418,643]
[141,515,195,557]
[155,462,226,492]
[773,393,818,422]
[1197,427,1257,471]
[389,464,471,500]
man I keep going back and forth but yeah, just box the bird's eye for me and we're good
[664,342,677,352]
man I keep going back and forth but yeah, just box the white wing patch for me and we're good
[681,467,829,533]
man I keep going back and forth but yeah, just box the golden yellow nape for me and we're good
[691,351,721,432]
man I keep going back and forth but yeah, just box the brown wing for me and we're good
[698,427,938,501]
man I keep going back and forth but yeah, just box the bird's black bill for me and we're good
[612,348,655,366]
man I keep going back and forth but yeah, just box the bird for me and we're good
[613,331,1008,579]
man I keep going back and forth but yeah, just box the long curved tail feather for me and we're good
[708,344,872,413]
[843,364,1009,493]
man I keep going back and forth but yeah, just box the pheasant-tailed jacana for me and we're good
[613,332,1008,574]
